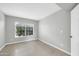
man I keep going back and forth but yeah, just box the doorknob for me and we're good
[70,35,72,38]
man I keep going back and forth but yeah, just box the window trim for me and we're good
[15,22,34,38]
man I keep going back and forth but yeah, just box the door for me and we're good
[71,4,79,56]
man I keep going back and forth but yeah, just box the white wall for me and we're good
[39,10,71,54]
[0,11,5,48]
[5,15,38,43]
[71,4,79,56]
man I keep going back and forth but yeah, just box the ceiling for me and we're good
[0,3,77,20]
[0,3,62,20]
[57,3,77,11]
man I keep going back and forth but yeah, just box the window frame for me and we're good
[15,22,34,38]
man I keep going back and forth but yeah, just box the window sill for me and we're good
[15,35,33,38]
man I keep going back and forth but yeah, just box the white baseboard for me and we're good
[39,39,71,55]
[0,44,6,51]
[0,39,36,51]
[6,39,36,45]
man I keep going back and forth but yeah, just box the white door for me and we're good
[71,4,79,56]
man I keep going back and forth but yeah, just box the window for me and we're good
[15,22,34,38]
[16,25,25,37]
[26,26,33,36]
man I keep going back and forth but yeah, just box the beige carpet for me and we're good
[0,40,70,56]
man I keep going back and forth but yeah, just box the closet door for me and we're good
[71,4,79,56]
